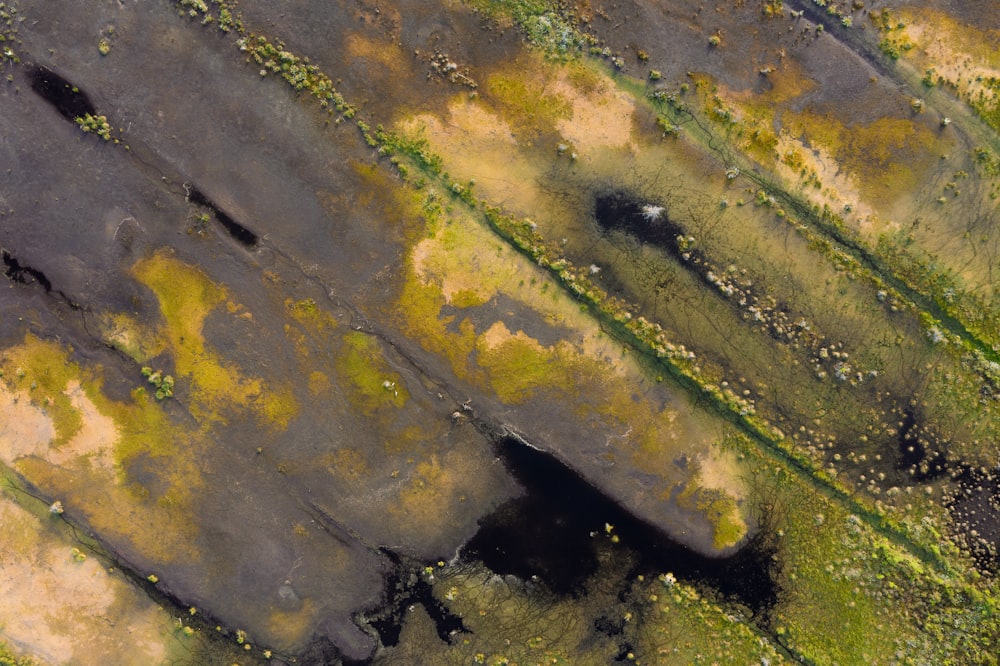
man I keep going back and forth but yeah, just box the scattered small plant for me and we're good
[141,366,175,400]
[75,113,112,140]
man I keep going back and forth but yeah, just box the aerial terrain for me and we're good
[1,0,999,664]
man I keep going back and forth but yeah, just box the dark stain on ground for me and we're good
[2,249,52,292]
[186,186,260,248]
[462,433,780,617]
[441,293,572,348]
[948,465,1000,572]
[894,408,997,571]
[27,64,96,122]
[896,408,949,483]
[366,549,468,651]
[594,191,689,254]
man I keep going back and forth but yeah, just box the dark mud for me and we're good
[366,549,467,651]
[896,408,949,483]
[949,466,1000,571]
[27,64,96,121]
[594,191,689,254]
[1,249,52,292]
[186,186,260,247]
[893,408,999,571]
[440,293,573,348]
[462,434,780,616]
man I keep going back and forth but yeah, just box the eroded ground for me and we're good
[1,1,998,664]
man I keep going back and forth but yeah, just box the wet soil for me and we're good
[462,434,779,615]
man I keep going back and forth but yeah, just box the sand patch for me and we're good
[47,381,118,472]
[0,496,170,666]
[691,447,746,502]
[899,8,1000,100]
[772,133,879,229]
[0,387,55,464]
[0,381,118,472]
[552,68,638,153]
[479,320,538,350]
[399,100,545,211]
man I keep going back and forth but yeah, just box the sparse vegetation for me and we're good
[75,113,112,140]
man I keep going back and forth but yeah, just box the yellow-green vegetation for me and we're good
[285,296,337,333]
[0,480,211,666]
[774,111,941,209]
[17,2,994,663]
[97,311,166,362]
[74,113,112,140]
[131,249,297,429]
[370,17,999,584]
[465,0,588,58]
[140,366,174,400]
[676,483,747,552]
[876,7,1000,135]
[1,338,82,446]
[336,331,409,415]
[475,329,587,404]
[871,9,914,61]
[485,69,572,139]
[385,171,757,553]
[724,431,999,665]
[0,643,34,666]
[0,2,21,64]
[378,555,786,665]
[0,334,203,562]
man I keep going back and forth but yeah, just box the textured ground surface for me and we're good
[1,1,999,664]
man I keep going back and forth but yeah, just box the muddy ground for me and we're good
[1,1,998,664]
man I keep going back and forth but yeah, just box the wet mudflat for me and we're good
[1,1,999,664]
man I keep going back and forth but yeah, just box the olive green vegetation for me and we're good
[336,330,409,415]
[872,7,1000,136]
[464,0,588,59]
[0,343,267,664]
[485,71,572,139]
[74,113,112,140]
[0,644,34,666]
[383,129,946,571]
[725,431,999,665]
[0,2,21,64]
[177,0,996,554]
[377,432,999,665]
[0,333,202,517]
[1,338,82,446]
[366,12,998,663]
[140,366,174,400]
[131,249,298,429]
[378,555,787,665]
